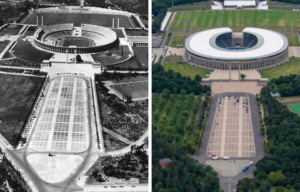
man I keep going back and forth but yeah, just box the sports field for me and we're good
[58,36,95,47]
[170,10,300,32]
[24,12,134,28]
[162,56,211,78]
[259,58,300,80]
[288,104,300,114]
[112,82,148,99]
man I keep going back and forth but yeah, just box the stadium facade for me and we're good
[185,27,289,70]
[34,23,119,54]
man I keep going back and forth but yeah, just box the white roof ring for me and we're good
[185,27,289,61]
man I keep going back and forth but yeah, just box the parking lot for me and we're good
[207,96,256,158]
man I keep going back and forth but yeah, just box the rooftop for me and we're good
[160,158,172,164]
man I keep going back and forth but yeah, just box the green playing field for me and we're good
[170,10,300,32]
[288,104,300,115]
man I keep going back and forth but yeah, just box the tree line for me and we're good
[238,74,300,192]
[269,74,300,97]
[152,64,211,95]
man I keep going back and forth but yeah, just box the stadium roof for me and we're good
[224,0,256,7]
[185,27,288,60]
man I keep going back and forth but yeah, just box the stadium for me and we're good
[34,23,119,53]
[185,27,289,70]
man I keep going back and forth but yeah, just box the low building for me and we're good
[270,92,281,98]
[159,158,172,169]
[224,0,257,9]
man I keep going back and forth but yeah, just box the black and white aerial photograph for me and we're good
[0,0,149,191]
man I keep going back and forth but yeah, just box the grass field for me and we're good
[12,40,53,63]
[259,57,300,80]
[0,25,22,36]
[170,33,189,47]
[162,56,211,78]
[58,36,95,47]
[0,41,10,52]
[0,74,44,147]
[170,10,300,32]
[284,33,300,46]
[279,95,300,101]
[24,12,134,28]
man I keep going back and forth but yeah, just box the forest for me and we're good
[236,74,300,191]
[152,64,211,95]
[268,74,300,97]
[152,63,218,191]
[152,131,220,192]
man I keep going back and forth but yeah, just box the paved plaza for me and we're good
[211,81,263,96]
[207,96,256,158]
[165,47,185,56]
[30,76,89,152]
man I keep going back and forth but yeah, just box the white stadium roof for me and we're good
[185,27,288,60]
[224,0,256,7]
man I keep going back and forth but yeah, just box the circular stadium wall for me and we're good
[34,24,119,54]
[185,27,289,70]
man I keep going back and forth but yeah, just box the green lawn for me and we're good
[165,33,173,46]
[284,33,300,46]
[170,10,300,32]
[279,95,300,101]
[168,6,208,12]
[162,56,211,78]
[259,58,300,80]
[170,33,189,47]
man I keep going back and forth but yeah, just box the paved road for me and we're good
[191,92,265,192]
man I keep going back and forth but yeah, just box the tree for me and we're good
[240,74,246,80]
[256,172,267,180]
[162,88,171,99]
[294,183,300,191]
[194,74,201,83]
[76,55,83,62]
[173,87,177,94]
[268,171,286,185]
[275,186,284,192]
[180,89,187,96]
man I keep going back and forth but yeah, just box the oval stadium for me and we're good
[34,23,119,54]
[185,27,289,70]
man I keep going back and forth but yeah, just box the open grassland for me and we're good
[170,33,189,47]
[170,10,300,32]
[162,56,211,78]
[0,74,44,147]
[284,33,300,46]
[259,58,300,80]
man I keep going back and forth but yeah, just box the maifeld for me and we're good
[185,27,289,70]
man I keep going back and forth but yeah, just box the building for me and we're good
[185,27,289,70]
[224,0,257,9]
[159,158,172,169]
[271,92,281,98]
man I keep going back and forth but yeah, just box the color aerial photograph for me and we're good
[152,0,300,191]
[0,0,148,191]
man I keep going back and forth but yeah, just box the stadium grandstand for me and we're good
[224,0,257,8]
[185,27,289,70]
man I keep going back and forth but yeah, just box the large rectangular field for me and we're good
[288,104,300,114]
[170,10,300,32]
[0,74,45,147]
[112,82,148,99]
[24,12,134,28]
